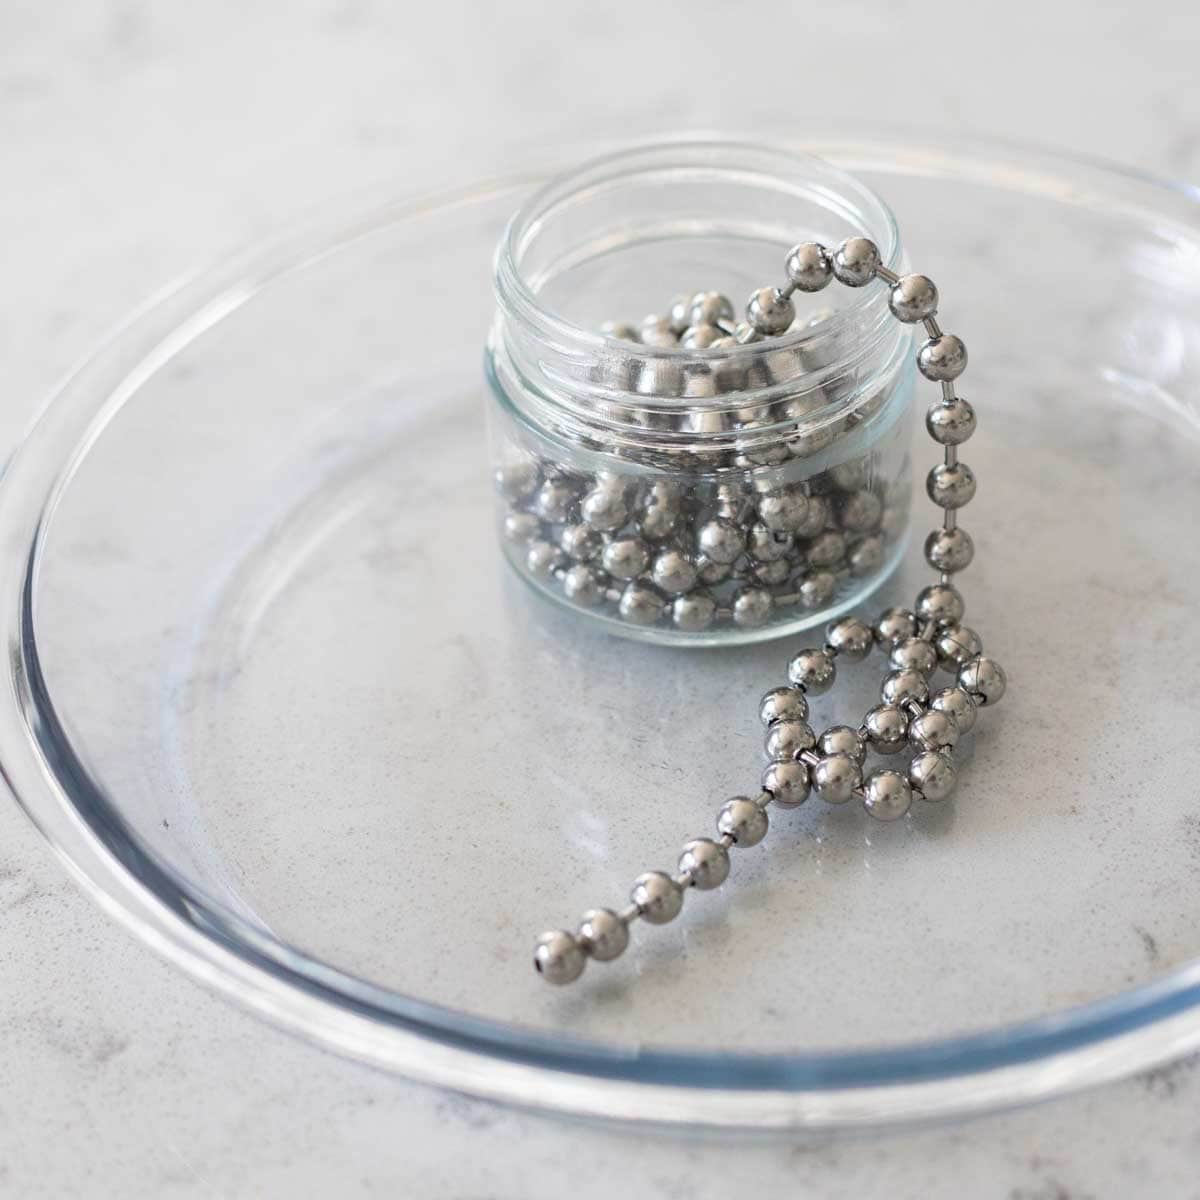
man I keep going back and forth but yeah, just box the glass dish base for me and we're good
[5,132,1200,1130]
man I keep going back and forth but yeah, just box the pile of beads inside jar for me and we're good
[534,236,1005,985]
[496,245,915,634]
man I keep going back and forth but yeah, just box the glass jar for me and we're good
[486,141,914,645]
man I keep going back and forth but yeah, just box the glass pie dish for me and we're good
[4,131,1200,1130]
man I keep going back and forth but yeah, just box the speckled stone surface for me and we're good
[4,3,1200,1195]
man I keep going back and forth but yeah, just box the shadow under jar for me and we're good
[487,141,915,645]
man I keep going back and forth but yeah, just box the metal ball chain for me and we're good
[534,235,1007,984]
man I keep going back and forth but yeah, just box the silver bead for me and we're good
[832,236,880,286]
[688,291,735,327]
[848,535,884,577]
[927,462,977,509]
[839,490,883,533]
[639,503,679,541]
[926,397,977,445]
[714,481,748,519]
[639,314,678,347]
[696,555,732,586]
[918,334,968,382]
[733,320,763,344]
[764,718,816,762]
[683,378,720,414]
[711,339,747,390]
[889,636,939,675]
[636,357,685,398]
[761,760,810,809]
[651,548,698,595]
[732,586,774,628]
[534,479,577,523]
[793,493,830,538]
[797,571,837,610]
[766,346,809,387]
[697,518,745,565]
[562,564,605,607]
[861,769,912,821]
[909,751,957,802]
[671,590,717,632]
[667,295,692,335]
[602,536,649,580]
[925,527,975,573]
[526,540,564,578]
[746,286,795,336]
[687,382,726,416]
[560,523,602,561]
[647,480,684,507]
[806,529,846,568]
[936,624,983,670]
[581,484,629,531]
[752,558,792,587]
[812,753,862,804]
[915,583,964,627]
[495,459,540,501]
[958,655,1007,706]
[630,871,684,924]
[684,373,722,408]
[788,647,836,694]
[929,685,978,734]
[717,796,769,847]
[787,425,839,462]
[818,724,866,762]
[784,241,833,292]
[504,511,542,544]
[533,930,585,984]
[908,709,959,752]
[747,523,792,562]
[889,274,938,323]
[829,456,870,491]
[874,607,917,646]
[759,686,809,725]
[756,489,810,533]
[678,838,730,890]
[863,703,909,754]
[593,467,629,490]
[578,908,629,961]
[881,668,929,706]
[880,503,906,540]
[618,583,663,626]
[680,323,724,349]
[596,350,640,393]
[825,616,874,661]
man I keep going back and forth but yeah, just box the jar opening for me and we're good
[497,140,900,350]
[489,140,910,465]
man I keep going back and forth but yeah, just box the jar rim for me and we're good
[493,137,903,364]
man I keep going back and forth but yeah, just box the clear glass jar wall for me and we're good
[487,143,915,645]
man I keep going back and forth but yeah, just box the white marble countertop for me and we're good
[4,3,1200,1195]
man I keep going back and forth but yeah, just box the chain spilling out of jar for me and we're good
[531,232,1005,986]
[494,294,911,634]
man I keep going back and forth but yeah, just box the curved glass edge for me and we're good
[2,134,1200,1128]
[493,138,904,362]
